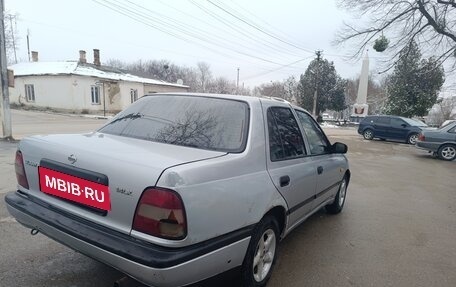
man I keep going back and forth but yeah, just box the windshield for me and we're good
[99,95,249,152]
[439,120,456,129]
[402,118,427,127]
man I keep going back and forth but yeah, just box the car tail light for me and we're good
[418,133,425,141]
[15,151,29,189]
[133,187,186,239]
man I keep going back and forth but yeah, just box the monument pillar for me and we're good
[351,52,369,122]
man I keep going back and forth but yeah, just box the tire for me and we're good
[241,216,279,287]
[326,177,348,214]
[363,129,374,140]
[407,133,419,145]
[438,144,456,161]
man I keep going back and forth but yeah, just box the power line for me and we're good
[128,0,304,62]
[243,55,314,81]
[19,17,279,72]
[121,0,298,63]
[206,0,314,54]
[189,0,305,59]
[92,0,299,66]
[220,0,311,52]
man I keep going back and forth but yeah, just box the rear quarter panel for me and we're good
[148,100,288,246]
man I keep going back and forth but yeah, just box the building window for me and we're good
[130,89,138,103]
[25,84,35,102]
[91,86,100,105]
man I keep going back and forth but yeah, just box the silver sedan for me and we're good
[6,93,350,287]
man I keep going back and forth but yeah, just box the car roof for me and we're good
[143,92,304,109]
[143,92,257,103]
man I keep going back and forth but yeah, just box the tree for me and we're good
[428,96,456,125]
[336,0,456,70]
[196,62,212,92]
[283,76,299,104]
[298,58,347,114]
[384,41,445,117]
[4,13,19,64]
[207,77,236,94]
[253,81,286,98]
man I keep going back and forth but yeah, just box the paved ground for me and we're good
[0,110,455,287]
[1,109,107,139]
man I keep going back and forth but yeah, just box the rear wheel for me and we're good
[438,144,456,161]
[363,129,374,140]
[407,133,419,145]
[242,216,279,287]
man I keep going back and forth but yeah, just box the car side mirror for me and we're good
[401,124,407,128]
[332,142,347,154]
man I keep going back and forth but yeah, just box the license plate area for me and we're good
[38,159,111,211]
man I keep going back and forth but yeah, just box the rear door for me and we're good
[447,125,456,141]
[374,116,391,138]
[261,101,317,228]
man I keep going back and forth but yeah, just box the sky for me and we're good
[4,0,401,88]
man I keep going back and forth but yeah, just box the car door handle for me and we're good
[279,176,290,187]
[317,166,324,174]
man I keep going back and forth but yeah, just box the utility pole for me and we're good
[27,29,30,62]
[236,67,240,92]
[312,50,322,118]
[0,0,13,139]
[6,14,17,63]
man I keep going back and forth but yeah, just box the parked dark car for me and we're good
[416,121,456,161]
[358,115,428,144]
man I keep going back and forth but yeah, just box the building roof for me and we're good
[8,61,189,88]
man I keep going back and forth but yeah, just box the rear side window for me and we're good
[362,116,376,124]
[267,107,306,161]
[391,118,406,127]
[99,95,249,152]
[377,117,391,124]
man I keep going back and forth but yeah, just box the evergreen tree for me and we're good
[384,41,444,117]
[298,58,346,114]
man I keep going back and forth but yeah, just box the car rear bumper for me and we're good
[5,191,252,287]
[415,140,440,152]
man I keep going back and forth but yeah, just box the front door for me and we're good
[294,110,345,209]
[390,118,409,140]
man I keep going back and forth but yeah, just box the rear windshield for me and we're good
[99,95,249,152]
[403,118,427,127]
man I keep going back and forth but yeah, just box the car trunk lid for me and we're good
[17,132,226,235]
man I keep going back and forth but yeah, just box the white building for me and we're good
[8,50,189,114]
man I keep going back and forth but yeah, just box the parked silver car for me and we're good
[6,93,350,287]
[416,121,456,161]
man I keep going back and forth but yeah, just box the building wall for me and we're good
[10,75,74,109]
[8,75,188,114]
[71,75,110,112]
[119,82,145,111]
[143,83,188,95]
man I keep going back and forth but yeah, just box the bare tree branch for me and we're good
[335,0,456,69]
